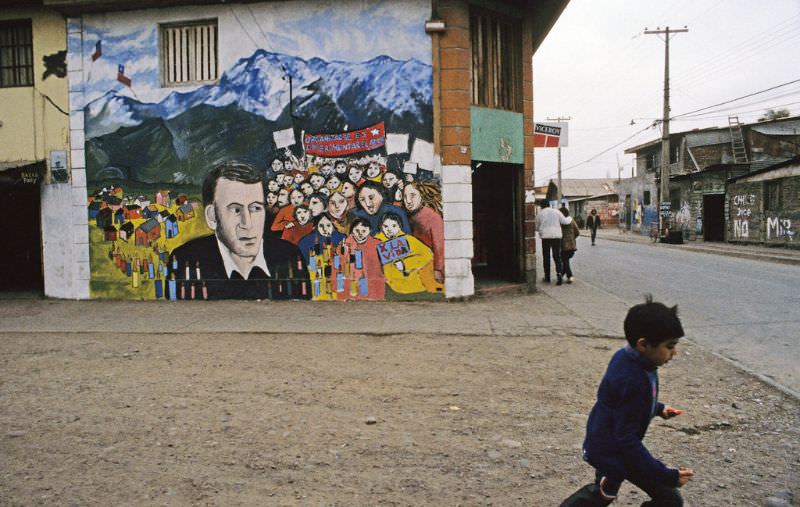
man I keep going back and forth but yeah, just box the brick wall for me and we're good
[522,13,537,288]
[437,0,474,297]
[435,1,541,294]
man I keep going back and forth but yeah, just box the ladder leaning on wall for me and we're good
[728,116,749,164]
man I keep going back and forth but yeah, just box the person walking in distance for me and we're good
[535,200,573,285]
[559,296,694,506]
[559,206,580,283]
[586,208,600,246]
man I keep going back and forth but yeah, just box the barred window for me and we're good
[0,19,33,88]
[160,19,218,87]
[470,8,521,111]
[764,180,781,211]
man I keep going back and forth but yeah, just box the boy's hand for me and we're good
[677,467,694,487]
[661,406,683,419]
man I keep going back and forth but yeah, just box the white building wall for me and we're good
[441,164,474,298]
[42,17,90,299]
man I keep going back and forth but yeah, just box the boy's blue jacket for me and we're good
[582,345,679,487]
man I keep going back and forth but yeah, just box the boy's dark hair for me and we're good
[624,294,684,347]
[349,217,371,233]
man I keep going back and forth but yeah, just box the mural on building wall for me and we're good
[77,1,442,300]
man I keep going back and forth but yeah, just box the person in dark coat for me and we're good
[559,206,580,283]
[586,208,601,245]
[169,161,310,300]
[559,296,694,506]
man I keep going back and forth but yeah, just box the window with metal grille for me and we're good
[0,19,33,88]
[764,180,781,211]
[470,8,521,111]
[160,19,218,87]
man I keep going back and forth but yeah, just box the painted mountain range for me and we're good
[85,50,433,184]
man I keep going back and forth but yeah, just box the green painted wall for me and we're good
[470,106,524,164]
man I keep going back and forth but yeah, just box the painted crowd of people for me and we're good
[262,152,444,299]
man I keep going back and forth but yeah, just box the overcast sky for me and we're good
[533,0,800,185]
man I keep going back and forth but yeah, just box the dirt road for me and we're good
[1,331,797,506]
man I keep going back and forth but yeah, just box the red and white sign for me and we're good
[533,122,568,148]
[303,122,386,157]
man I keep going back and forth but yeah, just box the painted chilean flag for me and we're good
[303,121,386,157]
[117,64,131,87]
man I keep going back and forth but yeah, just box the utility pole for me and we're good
[644,26,687,237]
[546,115,571,204]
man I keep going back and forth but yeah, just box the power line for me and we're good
[672,78,800,119]
[245,4,276,52]
[228,5,262,52]
[537,122,658,182]
[676,89,800,119]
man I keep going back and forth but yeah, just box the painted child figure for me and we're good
[560,295,694,507]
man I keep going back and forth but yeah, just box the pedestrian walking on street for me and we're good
[559,206,580,283]
[535,200,573,285]
[559,295,695,507]
[586,209,600,245]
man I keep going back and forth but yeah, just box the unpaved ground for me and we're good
[1,332,797,506]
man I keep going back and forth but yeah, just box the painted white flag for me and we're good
[273,127,296,149]
[386,133,409,154]
[410,138,434,171]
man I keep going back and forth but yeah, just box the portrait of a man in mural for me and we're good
[169,161,310,300]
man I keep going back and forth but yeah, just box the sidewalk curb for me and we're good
[598,232,800,266]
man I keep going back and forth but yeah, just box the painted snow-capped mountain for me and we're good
[85,50,432,184]
[86,50,432,140]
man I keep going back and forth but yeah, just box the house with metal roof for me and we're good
[622,115,800,241]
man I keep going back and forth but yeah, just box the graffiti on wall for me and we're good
[766,216,796,241]
[77,0,441,301]
[731,193,756,239]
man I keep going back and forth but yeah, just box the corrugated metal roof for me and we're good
[552,178,617,198]
[685,130,730,148]
[750,118,800,135]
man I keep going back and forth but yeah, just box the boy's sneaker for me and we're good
[556,274,563,286]
[566,276,573,284]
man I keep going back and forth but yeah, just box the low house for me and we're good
[119,221,135,241]
[103,225,117,241]
[625,116,800,241]
[158,210,170,223]
[727,156,799,247]
[135,218,161,246]
[88,200,104,220]
[164,214,179,239]
[554,178,620,226]
[114,208,125,225]
[124,204,142,220]
[143,204,160,219]
[176,203,194,221]
[105,195,122,211]
[96,207,113,229]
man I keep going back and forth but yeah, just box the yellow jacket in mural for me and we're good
[374,231,440,294]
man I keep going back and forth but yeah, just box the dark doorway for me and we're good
[625,194,632,230]
[472,161,522,285]
[0,179,43,292]
[703,194,725,242]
